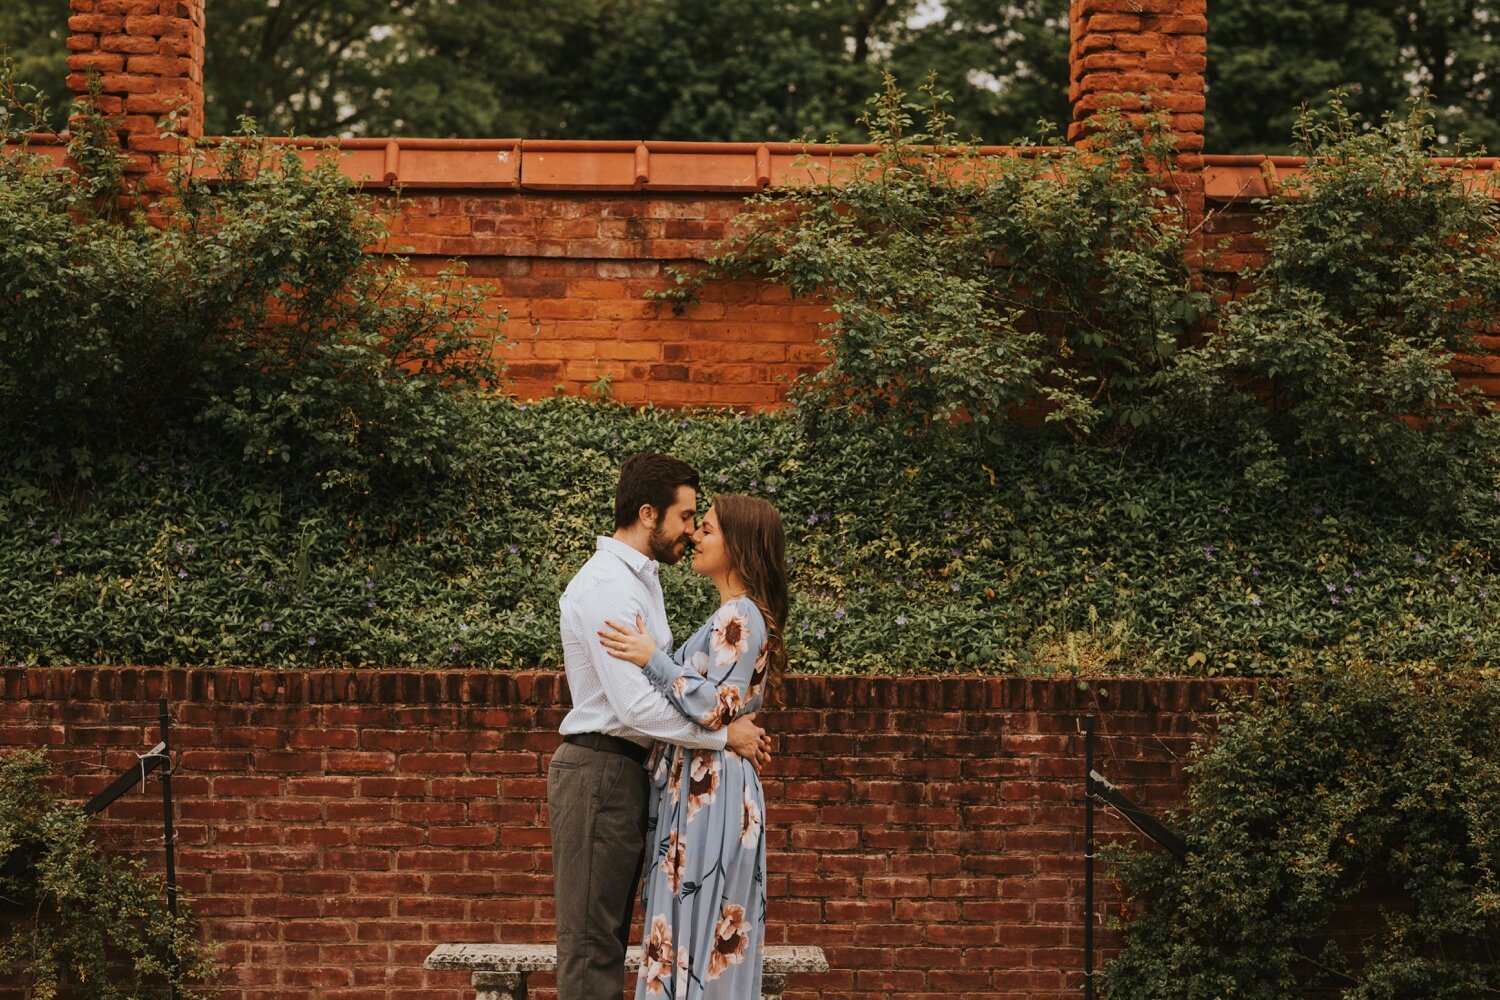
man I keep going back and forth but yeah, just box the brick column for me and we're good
[65,0,206,190]
[1069,0,1207,224]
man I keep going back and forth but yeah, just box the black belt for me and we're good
[563,732,650,765]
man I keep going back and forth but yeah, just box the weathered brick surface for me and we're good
[385,191,829,406]
[65,0,204,192]
[0,667,1248,1000]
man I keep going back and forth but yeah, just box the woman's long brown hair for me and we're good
[713,494,788,705]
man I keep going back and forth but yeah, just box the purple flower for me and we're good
[1464,634,1474,644]
[1312,505,1324,515]
[1352,568,1363,579]
[942,508,954,520]
[137,462,149,474]
[834,607,846,620]
[178,462,189,472]
[260,621,272,631]
[800,622,810,632]
[1414,553,1428,565]
[1342,584,1352,594]
[807,514,819,527]
[50,535,61,546]
[364,579,376,590]
[949,582,961,592]
[459,623,469,633]
[950,548,962,558]
[962,526,973,537]
[1250,595,1262,606]
[1251,567,1261,577]
[25,517,36,528]
[449,642,460,653]
[748,480,758,490]
[365,599,376,608]
[508,544,520,555]
[1480,588,1490,600]
[1220,504,1230,514]
[815,628,826,639]
[177,569,188,579]
[717,473,729,484]
[1330,595,1341,605]
[820,511,832,523]
[895,615,908,626]
[1203,546,1214,559]
[1326,582,1337,592]
[307,636,317,646]
[218,518,230,529]
[1449,573,1460,585]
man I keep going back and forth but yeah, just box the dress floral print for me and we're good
[636,597,769,1000]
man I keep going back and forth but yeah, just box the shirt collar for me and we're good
[596,535,658,580]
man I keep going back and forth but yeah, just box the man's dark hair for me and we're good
[614,452,700,530]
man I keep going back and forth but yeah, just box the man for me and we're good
[550,451,770,999]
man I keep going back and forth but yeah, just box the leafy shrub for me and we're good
[654,77,1210,441]
[1102,668,1500,999]
[0,73,502,492]
[0,750,216,1000]
[1175,98,1500,502]
[0,398,1493,673]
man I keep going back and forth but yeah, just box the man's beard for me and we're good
[648,524,690,565]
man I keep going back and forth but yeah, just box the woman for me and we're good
[598,494,788,1000]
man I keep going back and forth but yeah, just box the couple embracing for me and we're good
[549,452,788,999]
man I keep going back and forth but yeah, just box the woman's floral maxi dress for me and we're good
[634,596,769,1000]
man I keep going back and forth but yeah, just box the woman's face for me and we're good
[689,506,729,578]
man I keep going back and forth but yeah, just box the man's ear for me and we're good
[638,503,658,531]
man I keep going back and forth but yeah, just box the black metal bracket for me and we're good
[1087,769,1188,862]
[82,741,168,816]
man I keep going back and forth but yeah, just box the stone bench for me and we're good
[425,942,829,1000]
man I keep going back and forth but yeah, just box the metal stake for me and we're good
[159,698,179,1000]
[1084,714,1095,999]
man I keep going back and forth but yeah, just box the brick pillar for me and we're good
[65,0,206,190]
[1068,0,1207,225]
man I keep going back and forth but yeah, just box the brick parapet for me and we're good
[0,666,1251,1000]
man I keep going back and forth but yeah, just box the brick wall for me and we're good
[0,668,1250,1000]
[388,192,829,406]
[15,0,1493,405]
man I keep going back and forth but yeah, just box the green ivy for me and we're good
[1102,668,1500,998]
[0,751,216,1000]
[0,398,1493,674]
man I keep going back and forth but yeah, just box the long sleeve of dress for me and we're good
[643,598,768,730]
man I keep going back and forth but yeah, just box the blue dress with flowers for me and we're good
[634,596,769,1000]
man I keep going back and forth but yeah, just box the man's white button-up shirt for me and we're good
[558,536,727,750]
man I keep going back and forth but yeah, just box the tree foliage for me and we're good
[1207,0,1500,153]
[7,0,1500,149]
